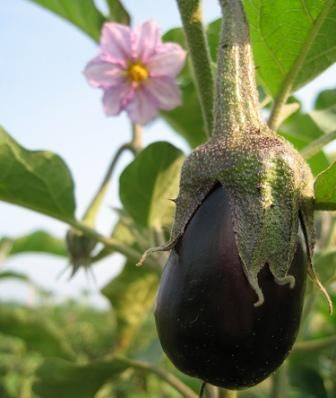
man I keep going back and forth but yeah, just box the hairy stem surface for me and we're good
[214,0,262,139]
[176,0,214,138]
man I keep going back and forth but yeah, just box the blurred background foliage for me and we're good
[0,0,336,397]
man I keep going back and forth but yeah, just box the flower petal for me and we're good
[126,88,159,125]
[144,77,182,110]
[135,20,161,63]
[101,23,132,66]
[103,82,133,116]
[84,57,124,88]
[148,43,186,77]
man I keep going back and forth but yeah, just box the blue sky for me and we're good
[0,0,335,307]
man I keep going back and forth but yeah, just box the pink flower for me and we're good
[84,21,186,125]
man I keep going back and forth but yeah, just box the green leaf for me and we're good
[0,230,67,258]
[161,28,207,148]
[106,0,130,25]
[33,357,128,398]
[119,141,184,229]
[244,0,336,96]
[0,127,76,223]
[315,88,336,109]
[27,0,105,41]
[314,161,336,210]
[101,262,159,351]
[0,308,74,360]
[280,111,330,175]
[289,367,327,398]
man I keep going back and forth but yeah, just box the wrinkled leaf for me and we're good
[0,230,67,258]
[244,0,336,96]
[314,161,336,210]
[27,0,105,41]
[106,0,130,25]
[101,262,159,351]
[0,127,76,222]
[162,28,207,148]
[33,357,128,398]
[0,308,74,360]
[119,141,184,229]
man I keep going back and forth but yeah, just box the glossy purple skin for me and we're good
[155,185,307,389]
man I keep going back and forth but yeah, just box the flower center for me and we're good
[127,63,149,83]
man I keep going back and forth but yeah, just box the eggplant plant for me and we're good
[0,0,336,397]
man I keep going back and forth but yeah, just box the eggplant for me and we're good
[155,184,307,389]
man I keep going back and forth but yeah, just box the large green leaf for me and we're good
[0,308,74,360]
[27,0,105,41]
[101,262,159,351]
[119,141,184,229]
[33,357,128,398]
[244,0,336,96]
[0,127,76,223]
[314,161,336,210]
[162,28,207,148]
[0,230,67,258]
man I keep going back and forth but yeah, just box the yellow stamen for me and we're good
[127,63,149,83]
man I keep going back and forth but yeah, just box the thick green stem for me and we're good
[268,0,334,131]
[82,123,142,226]
[214,0,262,139]
[300,130,336,160]
[270,363,288,398]
[176,0,214,138]
[119,357,198,398]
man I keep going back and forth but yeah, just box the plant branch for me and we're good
[66,218,157,266]
[270,363,288,398]
[300,130,336,160]
[294,335,336,353]
[268,0,334,131]
[206,385,220,398]
[82,123,142,226]
[176,0,214,138]
[120,357,198,398]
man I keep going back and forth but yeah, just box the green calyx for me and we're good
[140,0,332,311]
[66,229,97,277]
